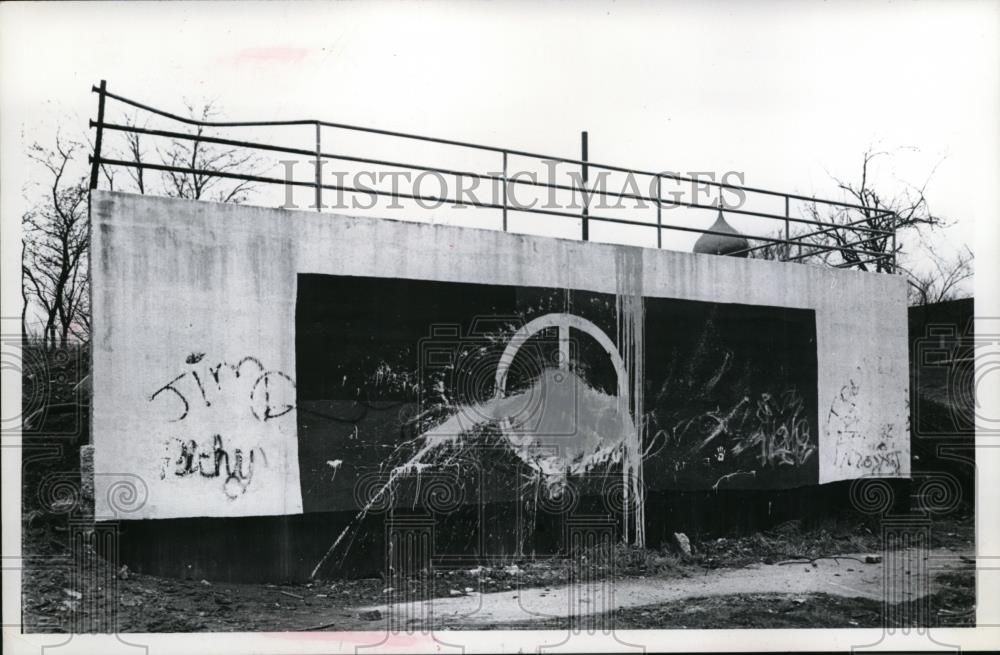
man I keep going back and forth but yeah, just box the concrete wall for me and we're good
[91,191,909,520]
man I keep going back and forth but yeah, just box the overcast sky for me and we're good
[2,0,998,306]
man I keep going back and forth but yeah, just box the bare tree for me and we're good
[118,111,147,194]
[750,149,946,274]
[22,101,261,346]
[903,243,973,306]
[136,102,259,204]
[795,149,943,272]
[22,135,90,348]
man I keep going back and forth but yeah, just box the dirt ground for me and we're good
[20,512,975,632]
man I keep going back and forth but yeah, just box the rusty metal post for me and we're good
[581,131,589,241]
[88,80,107,190]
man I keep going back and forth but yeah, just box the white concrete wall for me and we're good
[91,191,909,520]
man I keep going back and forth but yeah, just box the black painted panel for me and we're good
[295,273,818,513]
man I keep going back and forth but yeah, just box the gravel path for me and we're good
[354,548,971,628]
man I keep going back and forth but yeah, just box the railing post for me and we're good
[890,219,897,273]
[783,195,790,261]
[501,151,508,232]
[314,122,323,211]
[655,175,662,249]
[88,80,107,190]
[581,131,589,241]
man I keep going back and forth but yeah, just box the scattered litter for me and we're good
[467,566,485,576]
[673,532,692,557]
[503,564,522,575]
[315,594,328,598]
[117,565,130,580]
[200,579,212,586]
[279,590,304,600]
[381,587,394,594]
[464,587,474,594]
[449,589,463,597]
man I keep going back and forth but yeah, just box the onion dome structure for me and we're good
[693,207,749,257]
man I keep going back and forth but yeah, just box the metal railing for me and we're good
[87,80,898,273]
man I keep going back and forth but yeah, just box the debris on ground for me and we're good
[673,532,692,557]
[19,514,975,632]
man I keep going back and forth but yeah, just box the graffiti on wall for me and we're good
[164,434,268,499]
[827,368,904,476]
[149,354,295,422]
[295,273,819,503]
[151,354,295,499]
[295,272,819,573]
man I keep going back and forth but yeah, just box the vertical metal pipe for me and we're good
[89,80,107,190]
[502,151,508,232]
[581,131,589,241]
[784,196,790,261]
[656,176,662,249]
[314,122,322,211]
[891,220,897,273]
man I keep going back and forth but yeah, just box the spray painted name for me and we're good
[165,435,268,499]
[149,354,295,422]
[150,354,294,500]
